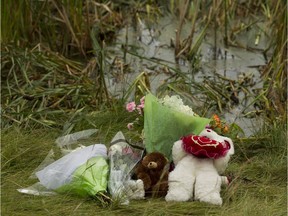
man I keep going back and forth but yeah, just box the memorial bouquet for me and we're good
[125,94,211,160]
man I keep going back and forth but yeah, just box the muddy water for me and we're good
[106,15,271,137]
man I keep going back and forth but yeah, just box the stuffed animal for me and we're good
[135,152,169,197]
[165,128,234,205]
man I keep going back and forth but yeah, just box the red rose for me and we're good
[181,135,231,159]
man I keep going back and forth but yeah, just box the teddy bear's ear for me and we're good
[143,156,147,160]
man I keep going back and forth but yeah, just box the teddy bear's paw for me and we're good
[165,190,191,202]
[134,179,145,199]
[136,179,144,188]
[200,194,222,206]
[127,179,145,199]
[124,180,145,200]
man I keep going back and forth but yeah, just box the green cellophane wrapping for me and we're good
[144,94,211,161]
[56,156,108,197]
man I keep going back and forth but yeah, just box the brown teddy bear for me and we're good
[135,152,169,197]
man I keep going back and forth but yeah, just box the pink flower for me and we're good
[127,123,134,130]
[138,103,144,109]
[140,96,145,105]
[122,146,133,154]
[136,97,145,115]
[126,102,136,112]
[137,103,144,115]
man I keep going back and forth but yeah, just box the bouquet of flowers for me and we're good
[125,94,211,161]
[21,130,110,197]
[108,131,144,204]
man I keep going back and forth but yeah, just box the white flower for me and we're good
[161,95,196,116]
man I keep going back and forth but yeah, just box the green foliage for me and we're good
[1,0,123,57]
[261,2,287,121]
[1,44,113,129]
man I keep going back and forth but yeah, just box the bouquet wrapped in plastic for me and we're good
[144,94,211,160]
[36,144,108,197]
[108,132,145,204]
[18,129,109,197]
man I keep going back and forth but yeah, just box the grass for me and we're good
[2,112,287,215]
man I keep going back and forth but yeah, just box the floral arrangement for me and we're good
[126,94,233,159]
[126,95,230,138]
[126,95,197,133]
[125,94,212,160]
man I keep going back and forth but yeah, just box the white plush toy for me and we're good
[165,128,234,205]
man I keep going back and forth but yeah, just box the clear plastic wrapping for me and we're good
[108,131,145,204]
[18,129,108,197]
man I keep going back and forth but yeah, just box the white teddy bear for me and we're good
[165,128,234,205]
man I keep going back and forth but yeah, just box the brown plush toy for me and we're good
[135,152,169,197]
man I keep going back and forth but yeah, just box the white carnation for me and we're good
[161,95,196,116]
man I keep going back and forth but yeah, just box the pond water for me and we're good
[105,15,271,137]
